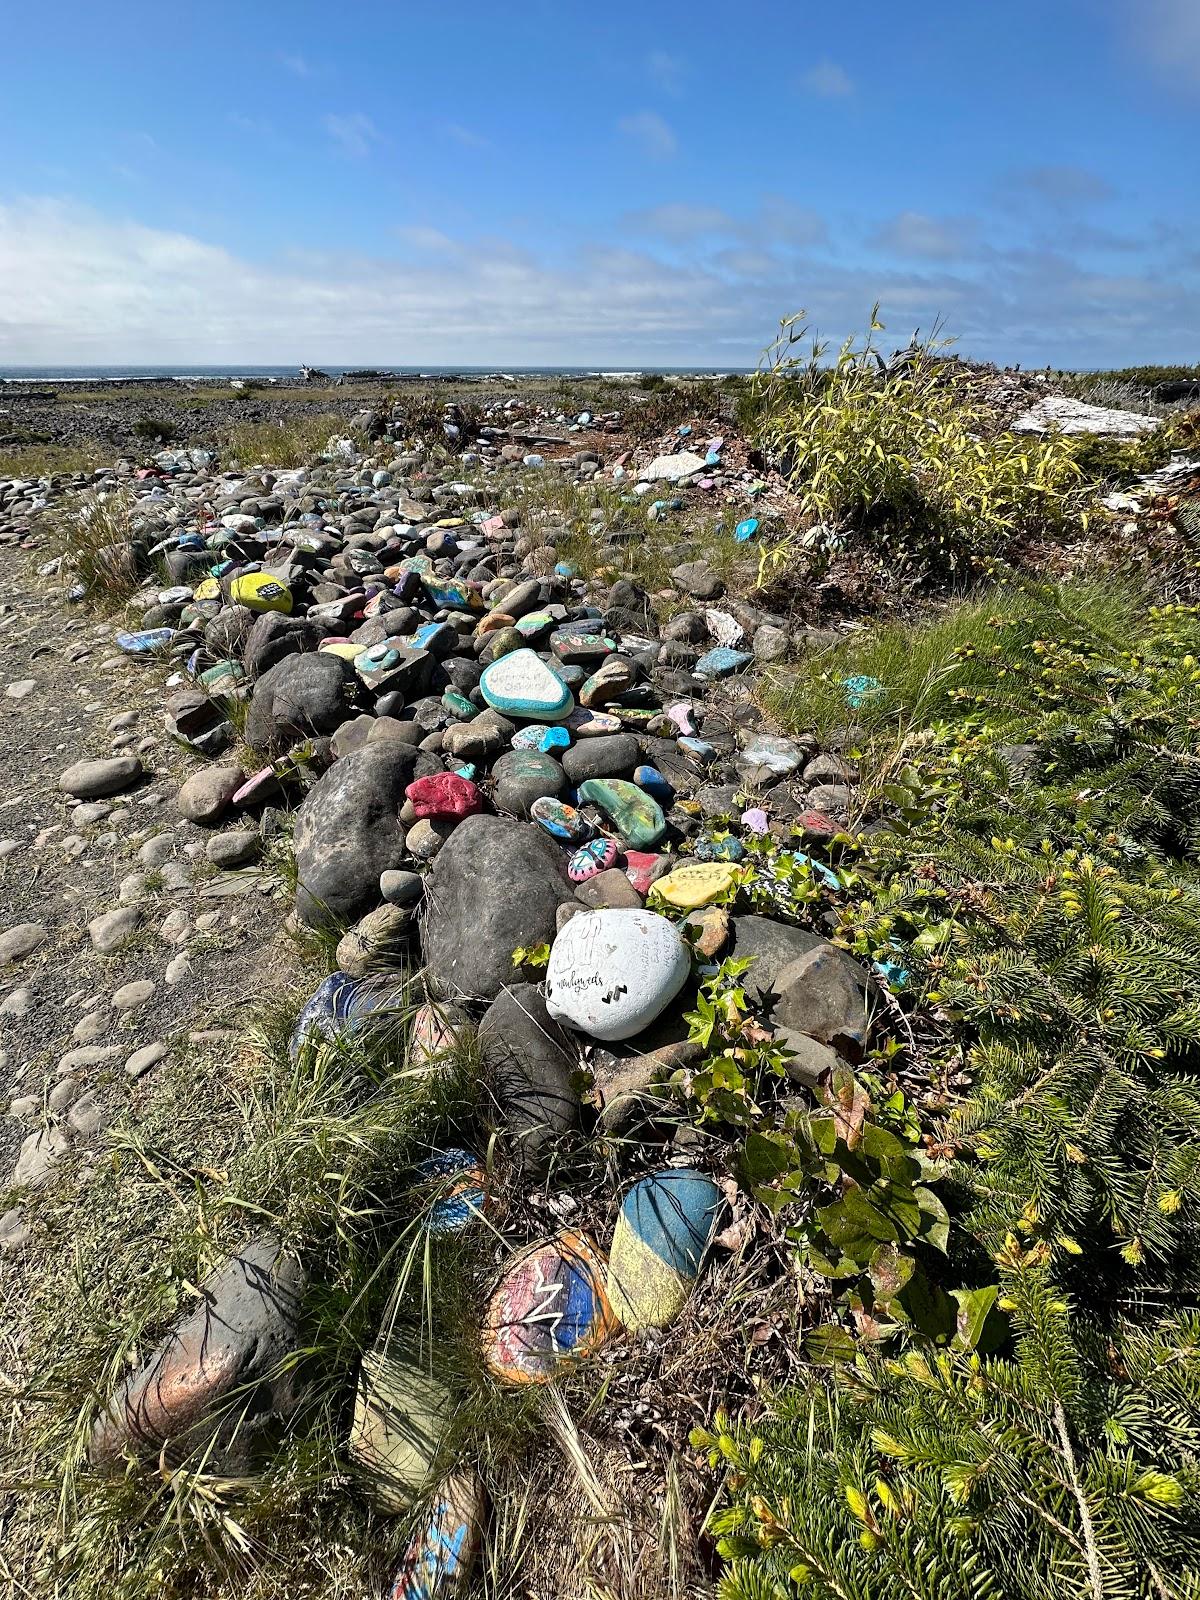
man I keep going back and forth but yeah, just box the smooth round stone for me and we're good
[405,772,482,821]
[514,610,557,640]
[387,1468,484,1599]
[741,807,770,835]
[576,778,665,850]
[566,707,622,739]
[546,908,690,1041]
[512,723,571,754]
[229,572,292,613]
[567,837,619,883]
[482,1232,616,1383]
[480,649,574,722]
[492,750,566,818]
[414,1149,487,1234]
[557,663,585,688]
[666,702,696,736]
[486,626,524,660]
[530,795,591,843]
[607,1169,723,1330]
[442,689,476,719]
[116,628,174,654]
[652,861,740,910]
[560,733,640,785]
[354,643,400,673]
[380,868,423,906]
[579,656,637,708]
[350,1345,452,1509]
[678,736,717,766]
[633,764,675,808]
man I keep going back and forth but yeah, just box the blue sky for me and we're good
[1,0,1197,368]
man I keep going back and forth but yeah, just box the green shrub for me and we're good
[132,415,177,443]
[748,310,1089,582]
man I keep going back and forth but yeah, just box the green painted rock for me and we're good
[349,1331,453,1510]
[577,778,666,849]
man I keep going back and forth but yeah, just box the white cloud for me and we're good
[624,203,736,240]
[646,51,686,95]
[872,211,978,260]
[0,196,1196,370]
[279,52,312,77]
[800,60,854,98]
[322,112,381,159]
[625,198,827,250]
[617,111,678,161]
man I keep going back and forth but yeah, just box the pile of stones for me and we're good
[4,423,884,1597]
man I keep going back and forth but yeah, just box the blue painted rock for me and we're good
[695,646,753,679]
[386,1468,484,1600]
[567,837,619,883]
[694,835,746,863]
[607,1169,723,1329]
[289,971,404,1061]
[512,723,571,754]
[842,674,884,708]
[230,572,292,613]
[733,517,759,542]
[414,1149,487,1234]
[632,765,675,809]
[576,779,665,850]
[116,628,175,654]
[678,736,717,766]
[530,795,592,843]
[546,909,690,1041]
[412,620,458,655]
[422,577,485,612]
[482,1233,616,1383]
[355,643,400,675]
[480,649,573,722]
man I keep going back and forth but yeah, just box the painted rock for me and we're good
[695,646,753,679]
[705,609,745,648]
[665,702,696,737]
[652,861,739,910]
[199,659,245,691]
[694,835,746,863]
[624,850,671,896]
[796,808,840,842]
[842,674,884,708]
[633,764,675,808]
[422,577,485,612]
[355,643,401,674]
[476,610,515,636]
[415,1149,487,1234]
[530,795,592,843]
[566,706,622,738]
[410,1001,472,1068]
[480,649,573,722]
[741,807,770,835]
[546,909,690,1041]
[482,1232,616,1383]
[576,779,665,850]
[386,1468,484,1600]
[790,849,840,890]
[193,576,221,602]
[678,737,717,766]
[512,723,571,754]
[231,766,284,807]
[289,971,361,1060]
[567,837,619,883]
[442,689,476,720]
[412,620,457,654]
[116,628,174,654]
[733,517,759,542]
[514,610,557,640]
[230,573,292,613]
[320,641,362,661]
[405,772,482,821]
[350,1336,453,1509]
[606,1169,723,1330]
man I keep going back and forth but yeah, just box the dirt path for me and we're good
[0,536,302,1245]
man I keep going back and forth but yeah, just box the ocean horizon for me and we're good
[0,364,751,383]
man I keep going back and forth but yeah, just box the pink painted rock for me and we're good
[405,772,483,821]
[796,809,840,842]
[624,850,670,896]
[666,702,696,736]
[741,807,770,835]
[568,838,619,883]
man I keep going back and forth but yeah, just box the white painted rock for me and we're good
[1011,395,1159,438]
[545,908,690,1041]
[639,450,707,483]
[480,648,573,721]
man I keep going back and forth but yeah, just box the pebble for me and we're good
[88,907,142,954]
[59,756,143,799]
[0,922,47,965]
[112,978,156,1012]
[530,796,591,843]
[546,908,691,1041]
[125,1041,168,1079]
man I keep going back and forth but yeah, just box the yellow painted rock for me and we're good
[349,1334,453,1510]
[229,572,292,614]
[651,861,739,910]
[193,576,221,602]
[607,1169,723,1330]
[318,641,362,660]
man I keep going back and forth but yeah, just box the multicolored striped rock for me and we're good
[530,796,592,843]
[386,1469,484,1600]
[606,1169,723,1330]
[482,1232,616,1383]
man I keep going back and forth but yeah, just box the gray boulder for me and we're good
[243,612,323,678]
[246,652,353,754]
[479,983,581,1172]
[728,916,825,1007]
[294,743,439,926]
[773,943,875,1061]
[422,815,574,1001]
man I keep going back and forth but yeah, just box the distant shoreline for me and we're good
[0,365,751,385]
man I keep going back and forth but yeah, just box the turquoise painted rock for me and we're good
[512,723,571,754]
[694,835,746,863]
[442,689,476,720]
[480,649,573,721]
[422,577,485,612]
[546,908,691,1041]
[577,778,665,849]
[386,1468,484,1599]
[514,610,557,640]
[116,628,174,654]
[606,1169,723,1329]
[530,796,592,843]
[695,646,753,678]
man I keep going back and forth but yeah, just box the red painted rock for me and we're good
[405,772,483,821]
[796,809,840,842]
[624,850,671,896]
